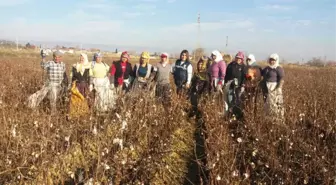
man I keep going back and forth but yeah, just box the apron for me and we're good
[92,77,116,112]
[264,82,284,119]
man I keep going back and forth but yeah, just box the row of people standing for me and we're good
[189,50,285,119]
[30,49,284,120]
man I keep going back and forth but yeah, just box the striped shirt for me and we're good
[41,60,66,84]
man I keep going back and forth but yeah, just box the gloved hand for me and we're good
[89,84,93,92]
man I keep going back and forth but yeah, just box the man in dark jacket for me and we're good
[224,51,247,118]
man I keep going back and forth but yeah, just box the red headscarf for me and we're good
[121,51,130,61]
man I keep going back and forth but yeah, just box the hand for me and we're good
[89,84,93,92]
[185,83,190,89]
[217,85,223,93]
[110,83,115,90]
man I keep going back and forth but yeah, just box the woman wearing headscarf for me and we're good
[190,56,211,116]
[90,52,114,113]
[223,54,233,64]
[68,53,92,118]
[172,49,193,96]
[70,53,92,97]
[154,52,172,104]
[261,53,285,119]
[209,50,227,93]
[110,51,133,95]
[132,51,156,91]
[224,51,247,118]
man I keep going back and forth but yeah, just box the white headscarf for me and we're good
[76,53,90,74]
[211,50,223,63]
[269,53,280,69]
[247,54,256,65]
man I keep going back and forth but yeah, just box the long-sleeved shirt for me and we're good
[171,61,193,85]
[91,62,110,79]
[40,60,66,84]
[262,66,284,83]
[209,60,226,83]
[225,61,247,87]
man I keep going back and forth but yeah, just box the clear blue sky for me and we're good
[0,0,335,61]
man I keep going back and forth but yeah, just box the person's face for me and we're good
[54,56,62,62]
[80,56,84,63]
[211,54,216,61]
[161,57,167,63]
[121,57,128,63]
[181,53,187,60]
[198,61,203,69]
[246,58,251,65]
[236,58,243,64]
[140,57,146,64]
[269,58,276,65]
[96,57,102,63]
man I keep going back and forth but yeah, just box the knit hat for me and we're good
[53,50,63,57]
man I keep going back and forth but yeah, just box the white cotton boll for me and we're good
[121,120,127,130]
[252,149,258,157]
[65,136,70,142]
[92,126,97,135]
[115,113,121,119]
[232,170,239,177]
[34,121,38,128]
[11,126,16,138]
[113,138,121,144]
[121,160,126,165]
[84,178,94,185]
[104,163,110,170]
[216,175,221,181]
[237,138,242,143]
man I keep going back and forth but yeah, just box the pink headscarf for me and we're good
[235,51,245,60]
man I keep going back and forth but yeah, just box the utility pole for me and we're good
[226,36,228,48]
[193,13,200,62]
[16,37,18,51]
